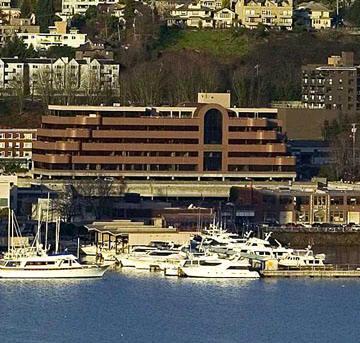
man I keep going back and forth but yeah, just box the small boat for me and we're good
[0,253,109,279]
[179,255,260,278]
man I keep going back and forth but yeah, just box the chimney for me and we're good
[341,51,354,67]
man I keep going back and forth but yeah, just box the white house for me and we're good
[61,0,119,18]
[199,0,222,10]
[213,8,237,27]
[168,3,214,28]
[17,21,87,50]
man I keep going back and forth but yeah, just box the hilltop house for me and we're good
[235,0,293,30]
[16,21,87,50]
[168,2,237,27]
[295,1,331,29]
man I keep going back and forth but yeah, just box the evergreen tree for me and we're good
[346,0,360,26]
[124,0,136,29]
[0,36,39,58]
[35,0,56,32]
[20,0,33,18]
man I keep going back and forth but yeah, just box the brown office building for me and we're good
[301,51,359,113]
[32,93,296,181]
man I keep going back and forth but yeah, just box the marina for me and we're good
[0,270,359,343]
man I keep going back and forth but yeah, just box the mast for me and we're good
[55,218,60,254]
[37,202,42,249]
[11,210,14,253]
[45,193,50,252]
[7,207,10,253]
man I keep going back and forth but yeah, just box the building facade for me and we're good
[235,0,293,30]
[231,184,360,225]
[61,0,119,18]
[295,1,331,30]
[0,57,120,96]
[17,21,87,50]
[0,128,36,168]
[0,57,25,92]
[301,51,359,113]
[168,3,237,28]
[32,93,296,180]
[0,17,40,47]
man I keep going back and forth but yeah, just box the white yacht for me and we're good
[278,248,326,269]
[0,253,109,279]
[81,244,118,261]
[237,233,293,259]
[179,255,260,278]
[118,249,185,270]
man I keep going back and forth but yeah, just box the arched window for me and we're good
[204,109,222,144]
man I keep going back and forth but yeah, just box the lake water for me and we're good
[0,269,359,343]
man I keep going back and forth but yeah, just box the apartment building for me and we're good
[0,17,40,47]
[168,3,237,28]
[17,21,87,50]
[235,0,293,30]
[32,92,296,181]
[0,57,120,95]
[302,51,359,113]
[295,1,331,29]
[0,57,25,92]
[0,128,36,168]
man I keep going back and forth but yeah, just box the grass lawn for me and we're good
[158,28,251,58]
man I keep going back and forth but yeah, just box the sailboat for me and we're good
[0,209,109,279]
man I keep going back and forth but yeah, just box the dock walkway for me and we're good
[261,265,360,278]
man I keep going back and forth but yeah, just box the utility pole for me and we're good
[351,123,357,180]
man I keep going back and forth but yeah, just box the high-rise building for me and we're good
[301,51,359,113]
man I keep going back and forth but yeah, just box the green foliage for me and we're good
[20,0,33,18]
[222,0,230,8]
[124,0,136,29]
[35,0,56,32]
[0,36,39,58]
[45,46,76,59]
[345,0,360,26]
[0,161,28,173]
[85,5,98,20]
[71,14,86,29]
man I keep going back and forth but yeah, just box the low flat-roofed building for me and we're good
[230,183,360,225]
[32,93,296,181]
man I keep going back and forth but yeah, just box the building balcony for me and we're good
[227,143,286,153]
[32,153,71,164]
[92,130,199,139]
[71,155,200,164]
[42,115,101,126]
[226,156,295,165]
[228,131,278,140]
[81,143,199,151]
[33,141,81,151]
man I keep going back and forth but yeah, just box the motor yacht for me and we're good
[118,249,186,270]
[178,254,260,278]
[0,253,109,279]
[278,248,326,269]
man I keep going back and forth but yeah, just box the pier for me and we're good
[260,265,360,278]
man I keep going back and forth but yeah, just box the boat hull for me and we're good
[179,267,260,278]
[0,265,109,279]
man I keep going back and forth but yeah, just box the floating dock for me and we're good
[260,268,360,278]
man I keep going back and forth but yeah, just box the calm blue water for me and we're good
[0,270,359,343]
